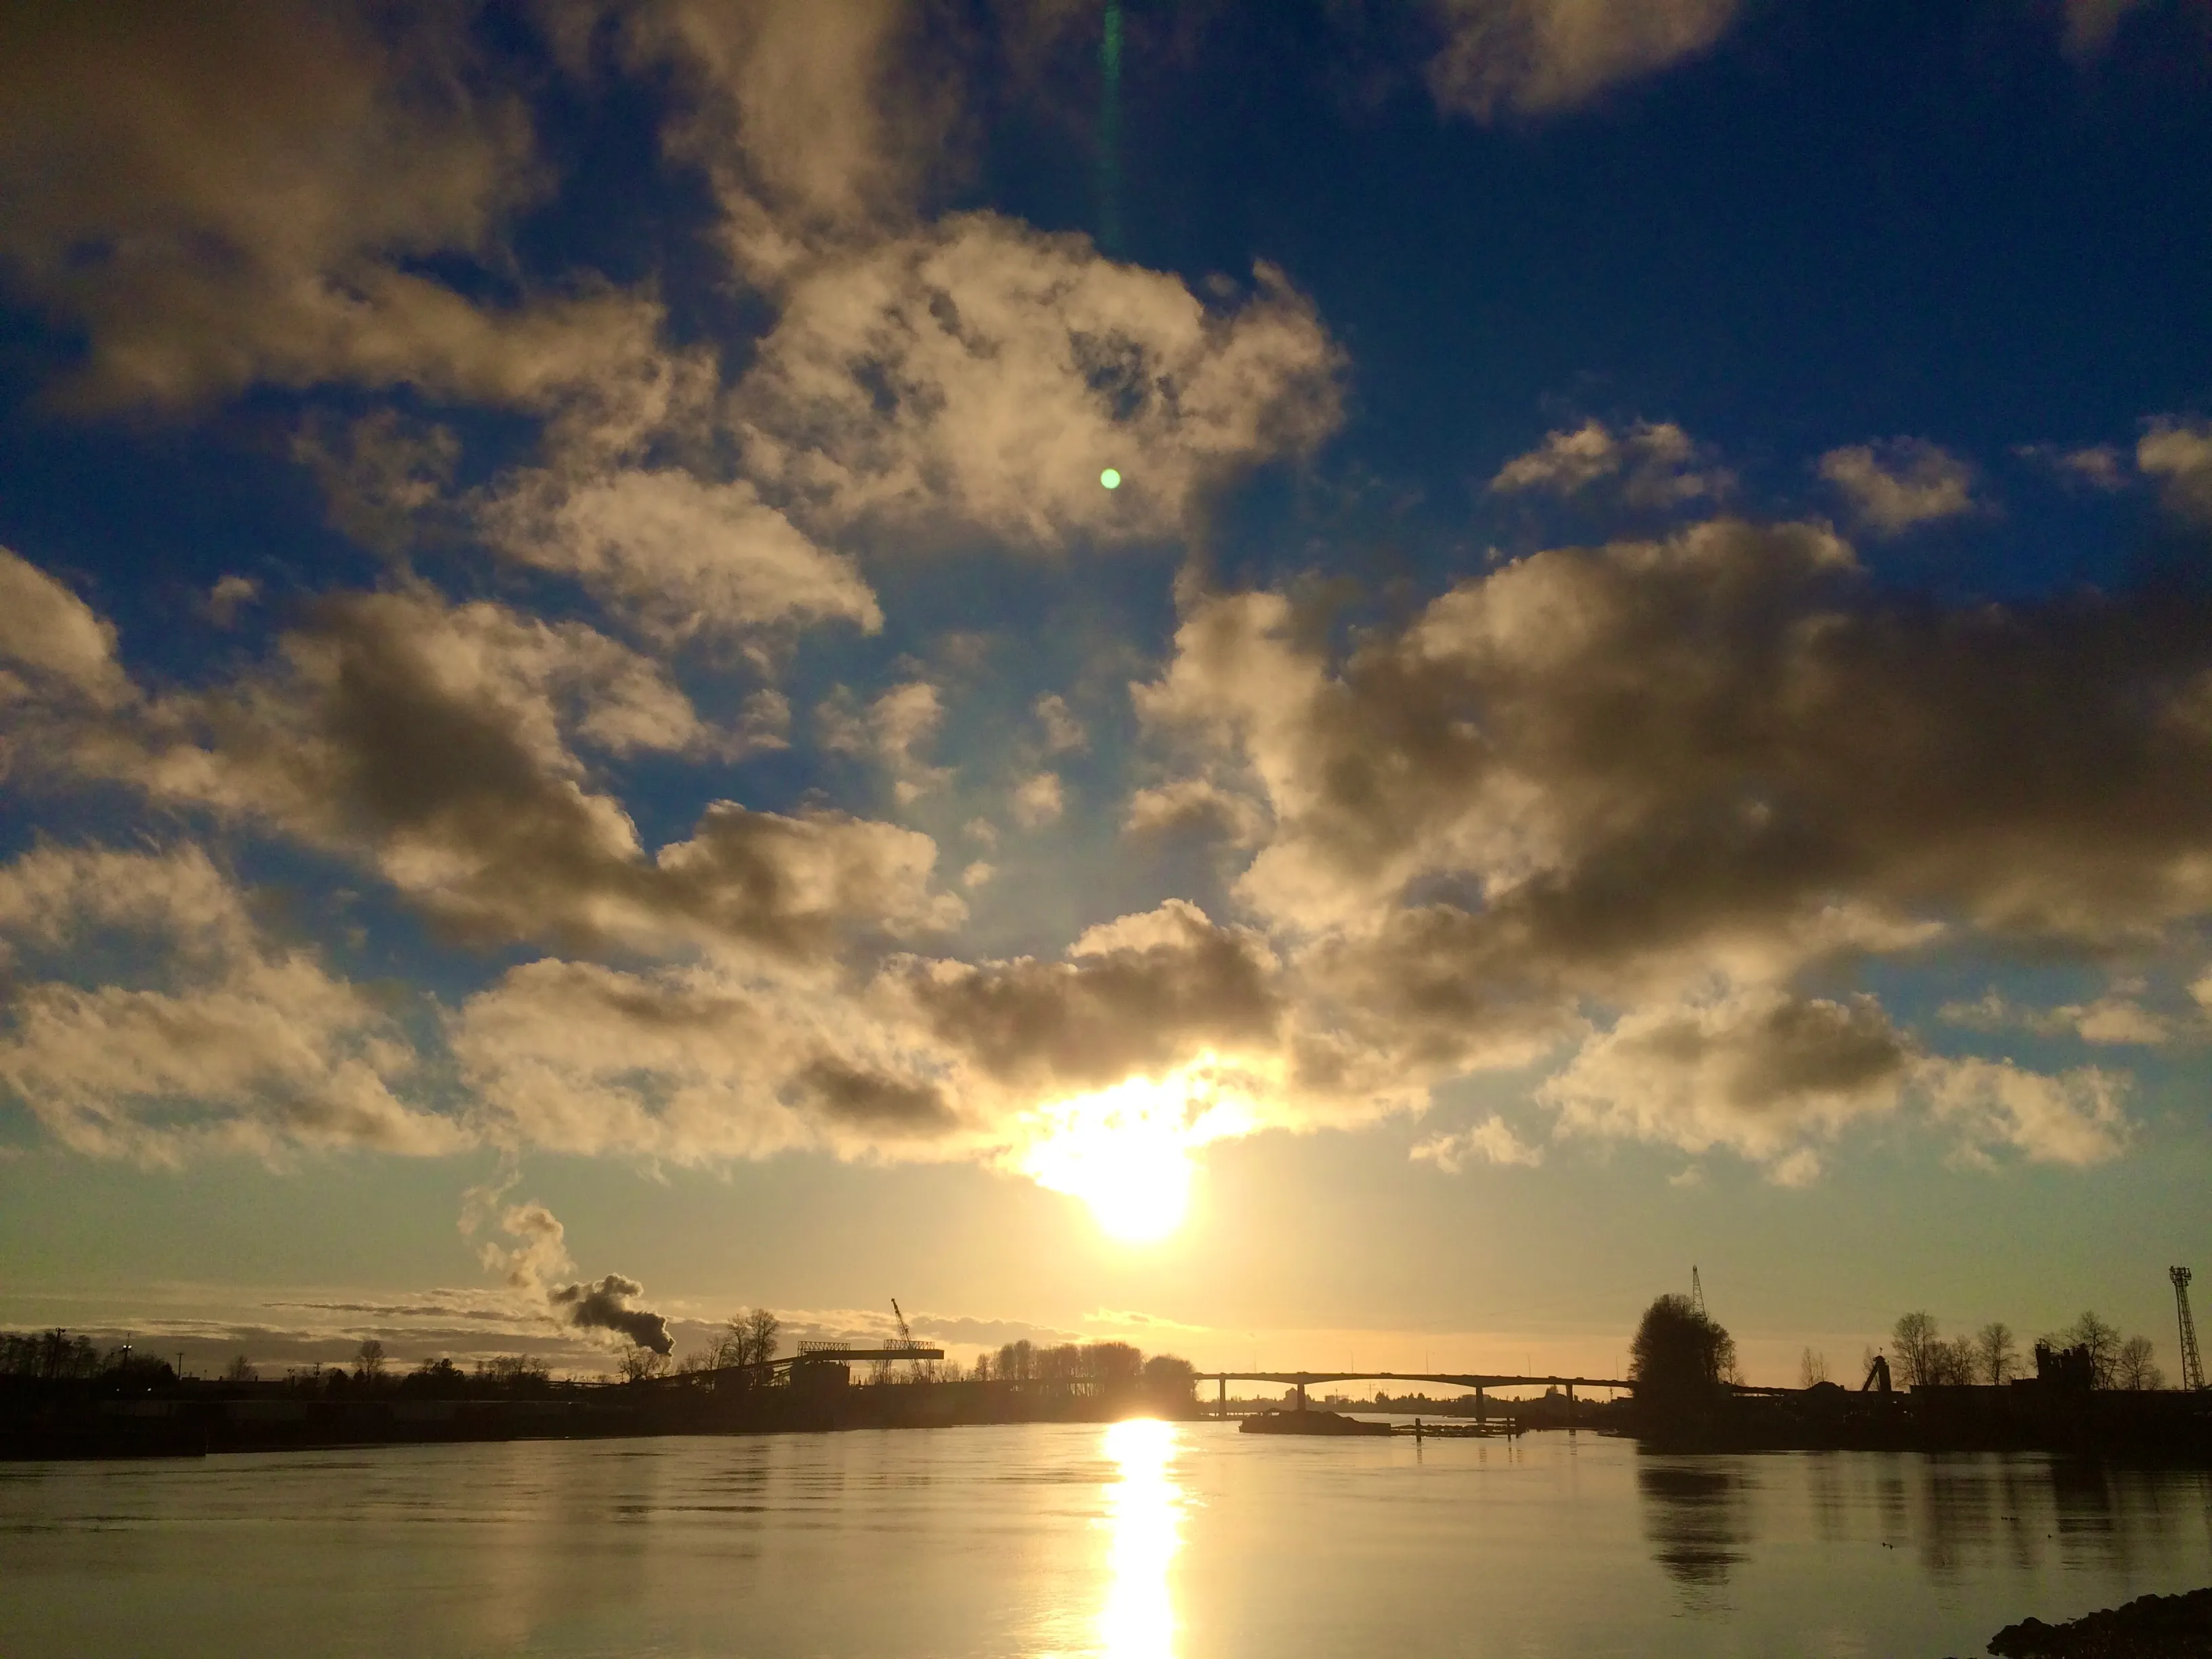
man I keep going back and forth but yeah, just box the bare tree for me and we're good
[355,1339,386,1382]
[1975,1322,2017,1386]
[224,1354,258,1383]
[2115,1335,2164,1391]
[1891,1312,1940,1388]
[1799,1347,1830,1387]
[742,1308,779,1366]
[2060,1312,2123,1389]
[619,1347,670,1383]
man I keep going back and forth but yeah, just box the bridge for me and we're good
[1204,1370,1633,1416]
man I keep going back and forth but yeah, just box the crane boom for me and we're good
[891,1298,912,1343]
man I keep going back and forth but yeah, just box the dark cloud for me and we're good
[899,901,1283,1092]
[0,0,662,409]
[13,581,961,964]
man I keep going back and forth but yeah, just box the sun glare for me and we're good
[1017,1058,1259,1244]
[1098,1418,1183,1658]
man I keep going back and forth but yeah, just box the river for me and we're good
[2,1419,2207,1656]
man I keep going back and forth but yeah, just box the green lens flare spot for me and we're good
[1100,468,1122,490]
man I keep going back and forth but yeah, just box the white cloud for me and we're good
[1922,1057,2131,1166]
[1426,0,1742,121]
[2138,418,2212,523]
[1412,1115,1546,1170]
[1818,438,1979,535]
[0,546,133,708]
[821,680,954,804]
[1012,772,1066,828]
[1490,418,1731,509]
[480,468,882,641]
[734,213,1343,548]
[1034,693,1088,754]
[0,844,458,1162]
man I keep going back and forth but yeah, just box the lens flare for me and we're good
[1017,1057,1259,1243]
[1101,467,1122,489]
[1099,1418,1183,1659]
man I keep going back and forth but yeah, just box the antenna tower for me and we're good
[2173,1267,2205,1392]
[1690,1267,1706,1319]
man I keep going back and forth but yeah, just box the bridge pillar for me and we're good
[1218,1374,1226,1417]
[1565,1382,1576,1435]
[1294,1374,1307,1412]
[1475,1386,1485,1427]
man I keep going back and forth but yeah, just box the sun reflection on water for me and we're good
[1097,1418,1185,1658]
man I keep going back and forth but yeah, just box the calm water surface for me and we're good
[3,1420,2209,1657]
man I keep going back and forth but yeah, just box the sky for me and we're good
[2,0,2211,1387]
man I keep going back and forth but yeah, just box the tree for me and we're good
[355,1339,386,1382]
[2115,1335,2164,1391]
[1975,1322,2017,1386]
[619,1347,670,1383]
[1891,1313,1941,1388]
[1799,1348,1830,1388]
[1143,1353,1197,1404]
[224,1354,259,1383]
[1631,1294,1737,1414]
[2057,1312,2123,1389]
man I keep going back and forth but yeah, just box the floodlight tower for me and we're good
[2173,1267,2205,1392]
[1690,1267,1706,1319]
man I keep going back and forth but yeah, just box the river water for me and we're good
[2,1420,2208,1657]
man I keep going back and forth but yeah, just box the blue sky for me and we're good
[1,0,2209,1384]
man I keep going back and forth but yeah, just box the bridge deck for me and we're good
[1210,1371,1631,1392]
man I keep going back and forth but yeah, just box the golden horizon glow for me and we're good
[1099,1418,1183,1658]
[1017,1057,1261,1244]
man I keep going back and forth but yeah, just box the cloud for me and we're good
[12,578,962,962]
[2138,418,2212,522]
[0,548,133,709]
[1425,0,1742,121]
[480,468,882,642]
[2017,442,2131,492]
[1012,772,1066,828]
[0,1,664,409]
[1818,438,1979,535]
[733,213,1343,548]
[204,576,260,629]
[1922,1058,2131,1166]
[1490,419,1732,510]
[2062,0,2158,56]
[1124,777,1273,848]
[1034,693,1088,754]
[1412,1115,1547,1170]
[1938,988,2173,1046]
[820,680,955,804]
[0,843,459,1162]
[451,957,954,1164]
[611,0,960,280]
[1539,989,1913,1176]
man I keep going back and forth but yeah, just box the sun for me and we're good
[1017,1059,1258,1244]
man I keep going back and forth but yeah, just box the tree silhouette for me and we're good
[1631,1294,1736,1416]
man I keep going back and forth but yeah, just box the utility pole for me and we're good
[1690,1266,1706,1319]
[2173,1267,2205,1392]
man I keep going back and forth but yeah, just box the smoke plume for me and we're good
[549,1274,674,1355]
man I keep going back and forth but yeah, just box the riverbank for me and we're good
[0,1374,1206,1460]
[1965,1586,2212,1657]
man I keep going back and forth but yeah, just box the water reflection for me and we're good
[1637,1461,1748,1606]
[1098,1419,1185,1659]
